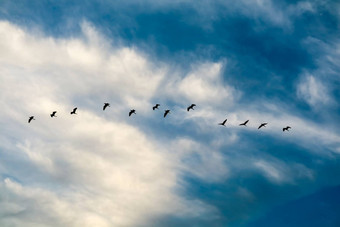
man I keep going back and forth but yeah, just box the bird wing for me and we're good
[73,108,77,112]
[164,111,169,117]
[187,104,196,111]
[259,123,267,129]
[240,120,248,125]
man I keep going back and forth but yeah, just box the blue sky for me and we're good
[0,0,340,226]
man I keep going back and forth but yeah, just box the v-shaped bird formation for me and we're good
[28,103,291,132]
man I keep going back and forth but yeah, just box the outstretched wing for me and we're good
[103,103,109,110]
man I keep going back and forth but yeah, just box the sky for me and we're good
[0,0,340,226]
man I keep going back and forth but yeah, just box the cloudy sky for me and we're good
[0,0,340,226]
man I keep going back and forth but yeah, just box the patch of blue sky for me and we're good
[248,185,340,227]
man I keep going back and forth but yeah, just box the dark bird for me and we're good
[283,126,291,132]
[50,111,57,118]
[129,109,136,116]
[218,119,227,126]
[153,104,160,110]
[164,109,170,118]
[187,104,196,111]
[103,103,110,111]
[258,123,267,129]
[28,116,35,123]
[70,107,77,114]
[239,120,249,126]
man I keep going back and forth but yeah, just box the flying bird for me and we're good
[187,104,196,111]
[129,109,136,116]
[239,120,249,126]
[70,107,77,114]
[103,103,110,111]
[153,104,160,110]
[164,110,170,118]
[258,123,267,129]
[218,119,227,126]
[50,111,57,118]
[28,116,35,123]
[283,126,291,132]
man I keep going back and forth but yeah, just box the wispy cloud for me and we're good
[297,74,333,107]
[1,5,340,225]
[0,20,221,227]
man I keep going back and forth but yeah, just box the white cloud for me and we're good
[297,74,333,107]
[1,17,340,226]
[254,159,314,184]
[170,138,229,183]
[164,62,237,105]
[0,20,224,227]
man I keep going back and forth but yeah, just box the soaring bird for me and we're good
[239,120,249,126]
[218,119,227,126]
[187,104,196,111]
[50,111,57,118]
[103,103,110,111]
[258,123,267,129]
[153,104,160,110]
[28,116,35,123]
[283,126,291,132]
[70,107,77,114]
[164,109,170,118]
[129,109,136,116]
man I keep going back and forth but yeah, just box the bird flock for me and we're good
[28,103,291,132]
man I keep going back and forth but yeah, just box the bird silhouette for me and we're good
[28,116,35,123]
[187,104,196,111]
[239,120,249,126]
[164,110,170,118]
[258,123,267,129]
[218,119,227,126]
[70,107,77,114]
[129,109,136,116]
[103,103,110,111]
[153,104,160,110]
[283,126,291,132]
[50,111,57,118]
